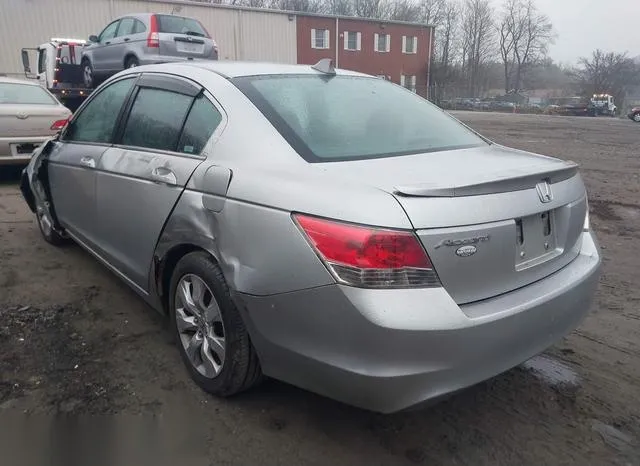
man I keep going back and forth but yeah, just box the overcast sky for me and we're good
[490,0,640,64]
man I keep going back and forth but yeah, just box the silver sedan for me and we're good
[1,77,71,166]
[20,60,601,413]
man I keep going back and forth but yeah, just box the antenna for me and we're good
[311,58,336,76]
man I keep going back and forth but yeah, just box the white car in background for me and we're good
[0,77,71,166]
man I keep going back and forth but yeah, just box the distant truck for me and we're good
[590,94,617,116]
[21,38,93,111]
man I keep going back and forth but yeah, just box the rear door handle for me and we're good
[123,37,130,42]
[80,156,95,168]
[151,167,177,185]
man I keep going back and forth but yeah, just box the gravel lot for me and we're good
[1,112,639,465]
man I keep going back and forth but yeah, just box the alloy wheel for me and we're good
[174,274,226,379]
[634,113,640,122]
[37,208,52,237]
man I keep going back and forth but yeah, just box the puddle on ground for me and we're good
[522,355,581,387]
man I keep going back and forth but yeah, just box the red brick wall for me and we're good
[296,16,432,89]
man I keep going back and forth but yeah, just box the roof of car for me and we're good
[0,76,42,86]
[170,60,371,79]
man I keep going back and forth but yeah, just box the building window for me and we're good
[344,31,361,51]
[400,75,417,92]
[402,36,417,54]
[374,33,390,53]
[311,28,330,49]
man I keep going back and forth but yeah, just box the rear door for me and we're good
[156,14,216,60]
[94,73,224,291]
[47,76,136,247]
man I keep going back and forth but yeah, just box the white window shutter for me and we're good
[324,29,330,48]
[400,75,405,86]
[402,36,407,53]
[356,32,361,50]
[413,36,417,53]
[411,75,416,87]
[374,33,379,52]
[386,34,391,52]
[311,29,316,48]
[343,32,348,50]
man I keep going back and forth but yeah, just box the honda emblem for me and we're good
[536,181,553,203]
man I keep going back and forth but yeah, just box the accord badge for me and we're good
[455,245,477,257]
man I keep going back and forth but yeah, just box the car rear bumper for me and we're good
[238,231,601,413]
[0,136,48,166]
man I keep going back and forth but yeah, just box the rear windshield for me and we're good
[156,15,208,37]
[0,83,57,105]
[233,75,486,162]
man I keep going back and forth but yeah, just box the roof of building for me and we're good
[146,0,434,28]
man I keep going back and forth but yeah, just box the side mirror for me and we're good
[89,35,99,43]
[21,49,31,73]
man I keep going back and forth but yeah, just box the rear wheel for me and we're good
[633,113,640,123]
[125,56,139,69]
[169,252,262,397]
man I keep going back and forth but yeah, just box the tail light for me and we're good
[50,118,69,131]
[147,14,160,48]
[294,214,440,289]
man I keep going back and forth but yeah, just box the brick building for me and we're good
[296,15,434,95]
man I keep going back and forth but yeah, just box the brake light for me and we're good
[294,214,440,289]
[147,14,160,48]
[50,118,69,131]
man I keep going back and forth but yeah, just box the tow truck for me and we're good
[21,38,93,111]
[590,94,617,116]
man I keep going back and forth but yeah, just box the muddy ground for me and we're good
[0,112,639,465]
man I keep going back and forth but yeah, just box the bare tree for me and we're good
[269,0,325,12]
[573,50,640,107]
[325,0,354,15]
[460,0,494,96]
[388,0,421,21]
[498,0,553,93]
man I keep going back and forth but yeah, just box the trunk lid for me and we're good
[313,145,587,304]
[0,104,70,137]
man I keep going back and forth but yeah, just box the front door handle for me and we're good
[80,156,95,168]
[151,167,177,185]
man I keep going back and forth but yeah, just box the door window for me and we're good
[121,87,193,151]
[37,49,47,74]
[177,94,223,154]
[99,21,120,42]
[63,77,135,144]
[116,18,135,37]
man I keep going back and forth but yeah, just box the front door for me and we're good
[48,76,137,248]
[93,74,224,291]
[91,20,120,73]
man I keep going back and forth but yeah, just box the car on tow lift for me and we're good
[20,59,601,413]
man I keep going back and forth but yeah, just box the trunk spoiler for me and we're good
[393,161,579,198]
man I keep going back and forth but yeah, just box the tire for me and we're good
[36,205,68,247]
[82,59,94,88]
[169,251,262,397]
[125,56,139,69]
[633,113,640,123]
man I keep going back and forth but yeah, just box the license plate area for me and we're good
[9,143,40,157]
[515,210,560,270]
[175,41,204,54]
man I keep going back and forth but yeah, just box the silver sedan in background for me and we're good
[21,60,601,413]
[0,77,70,166]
